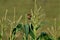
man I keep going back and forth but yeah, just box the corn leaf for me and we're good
[37,32,53,40]
[16,24,23,31]
[24,24,29,40]
[57,37,60,40]
[12,24,22,35]
[29,26,35,39]
[30,24,34,31]
[11,24,22,40]
[0,33,2,40]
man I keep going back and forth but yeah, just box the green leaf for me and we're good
[29,26,35,39]
[57,37,60,40]
[11,24,23,40]
[12,24,22,35]
[12,28,16,35]
[30,24,34,30]
[37,32,53,40]
[16,24,23,31]
[24,24,29,40]
[0,33,2,39]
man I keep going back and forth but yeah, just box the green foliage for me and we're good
[0,33,2,39]
[24,24,29,40]
[37,32,53,40]
[11,23,35,40]
[12,24,22,35]
[9,24,23,40]
[11,23,60,40]
[0,0,59,40]
[57,37,60,40]
[29,24,35,39]
[10,0,47,40]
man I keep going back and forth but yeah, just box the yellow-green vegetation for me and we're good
[0,0,60,40]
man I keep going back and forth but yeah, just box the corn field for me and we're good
[0,0,60,40]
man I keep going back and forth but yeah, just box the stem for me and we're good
[33,0,37,40]
[1,18,4,40]
[10,23,13,40]
[23,33,26,40]
[33,23,37,40]
[34,28,36,40]
[5,9,8,20]
[10,7,16,40]
[54,18,57,40]
[1,25,3,40]
[54,18,56,36]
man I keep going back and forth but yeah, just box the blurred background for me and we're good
[0,0,60,23]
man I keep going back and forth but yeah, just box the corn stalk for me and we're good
[7,7,22,40]
[0,18,4,40]
[0,9,8,40]
[47,18,57,40]
[30,0,46,40]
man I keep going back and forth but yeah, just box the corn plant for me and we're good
[37,32,54,40]
[46,18,60,40]
[0,9,8,40]
[7,7,22,40]
[0,8,22,40]
[11,0,47,40]
[30,0,46,40]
